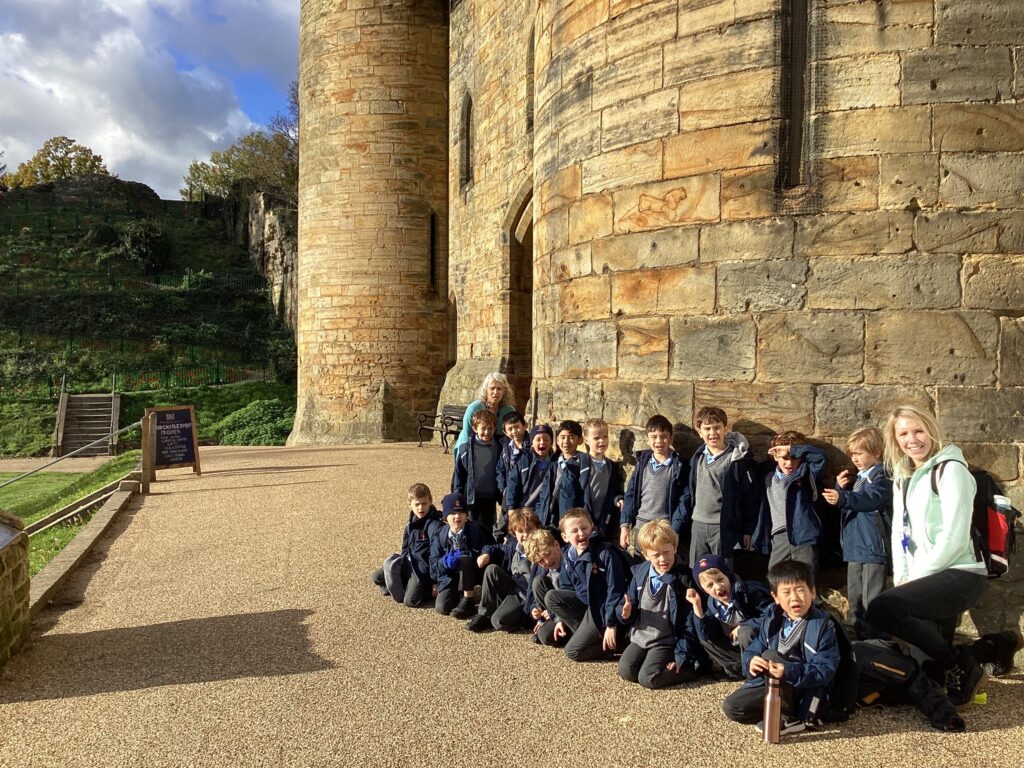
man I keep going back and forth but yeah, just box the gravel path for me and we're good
[1,444,1021,767]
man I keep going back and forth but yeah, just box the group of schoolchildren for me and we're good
[371,406,952,736]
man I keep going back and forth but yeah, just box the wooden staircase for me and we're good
[53,394,121,457]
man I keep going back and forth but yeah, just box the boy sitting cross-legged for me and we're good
[686,554,772,679]
[722,559,841,736]
[537,508,629,662]
[581,418,626,544]
[620,414,688,554]
[466,508,543,633]
[617,520,707,689]
[430,492,494,619]
[370,482,443,607]
[522,528,563,640]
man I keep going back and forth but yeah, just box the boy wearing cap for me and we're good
[430,492,495,618]
[686,553,772,679]
[507,423,555,512]
[452,409,502,536]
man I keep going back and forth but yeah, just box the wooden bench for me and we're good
[417,404,466,453]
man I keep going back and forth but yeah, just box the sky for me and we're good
[0,0,299,199]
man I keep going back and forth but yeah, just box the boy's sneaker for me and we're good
[945,645,987,708]
[451,597,476,620]
[754,717,806,737]
[465,614,492,633]
[970,630,1023,677]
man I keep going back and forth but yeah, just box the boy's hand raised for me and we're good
[685,588,703,618]
[837,469,853,488]
[620,594,632,620]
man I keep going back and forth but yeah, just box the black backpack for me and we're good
[929,462,1019,578]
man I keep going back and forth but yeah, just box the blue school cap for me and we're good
[441,493,467,517]
[692,553,735,591]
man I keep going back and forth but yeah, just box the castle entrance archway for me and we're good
[505,186,533,414]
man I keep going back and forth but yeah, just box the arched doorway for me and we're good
[505,186,533,414]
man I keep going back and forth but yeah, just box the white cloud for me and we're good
[0,0,298,198]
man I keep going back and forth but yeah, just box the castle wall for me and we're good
[293,0,450,442]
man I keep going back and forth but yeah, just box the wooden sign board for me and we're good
[145,405,201,476]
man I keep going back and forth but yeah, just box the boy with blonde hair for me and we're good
[466,508,543,633]
[523,528,562,636]
[822,426,892,636]
[617,520,706,688]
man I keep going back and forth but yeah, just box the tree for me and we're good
[5,136,111,189]
[181,79,299,204]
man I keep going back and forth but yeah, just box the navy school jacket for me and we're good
[428,520,494,590]
[751,443,828,553]
[693,576,773,650]
[617,560,706,669]
[400,507,444,583]
[583,455,626,536]
[495,437,526,505]
[506,449,552,510]
[534,453,586,530]
[741,604,840,693]
[832,463,893,565]
[621,449,689,535]
[484,537,545,618]
[451,437,501,504]
[682,434,760,553]
[557,539,629,631]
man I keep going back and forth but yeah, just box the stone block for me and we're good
[592,48,663,111]
[664,121,777,179]
[806,253,962,310]
[551,0,610,51]
[903,46,1013,105]
[796,211,913,256]
[549,322,618,379]
[695,381,815,435]
[678,67,779,132]
[603,380,694,429]
[606,0,677,61]
[539,163,582,215]
[936,387,1024,443]
[820,0,933,55]
[558,110,604,168]
[818,106,930,157]
[552,244,594,283]
[569,194,615,244]
[879,153,939,210]
[613,175,720,234]
[757,311,864,384]
[866,311,998,386]
[618,317,670,380]
[664,17,775,86]
[818,155,879,213]
[602,89,680,152]
[612,265,716,315]
[1017,47,1024,100]
[559,274,610,321]
[814,384,934,438]
[939,153,1024,208]
[960,443,1020,483]
[915,211,1004,253]
[699,218,795,262]
[592,227,700,272]
[536,208,569,256]
[670,316,756,381]
[936,0,1024,45]
[677,0,775,36]
[933,104,1024,153]
[1000,318,1024,386]
[721,166,775,220]
[582,140,663,195]
[962,255,1024,311]
[814,55,901,111]
[717,258,807,312]
[551,379,605,422]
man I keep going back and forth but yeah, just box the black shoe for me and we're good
[971,630,1023,677]
[451,597,476,620]
[465,613,492,632]
[936,714,966,733]
[946,646,987,708]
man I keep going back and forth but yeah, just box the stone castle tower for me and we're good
[294,0,1024,505]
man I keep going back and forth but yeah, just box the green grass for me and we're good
[28,521,87,577]
[0,401,55,457]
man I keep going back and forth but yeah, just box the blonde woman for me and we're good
[866,405,987,707]
[453,372,517,452]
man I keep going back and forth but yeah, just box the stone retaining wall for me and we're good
[0,509,30,670]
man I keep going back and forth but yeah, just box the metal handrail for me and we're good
[0,419,142,492]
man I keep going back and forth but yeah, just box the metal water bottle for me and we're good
[763,675,782,744]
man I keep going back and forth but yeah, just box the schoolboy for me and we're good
[682,406,759,568]
[523,528,563,638]
[617,520,706,688]
[537,508,629,662]
[722,560,841,735]
[466,508,542,633]
[687,554,772,679]
[494,411,529,538]
[535,420,586,529]
[751,431,828,573]
[822,426,893,636]
[620,415,688,553]
[429,492,494,618]
[370,483,443,607]
[452,409,501,535]
[582,418,626,543]
[506,423,555,511]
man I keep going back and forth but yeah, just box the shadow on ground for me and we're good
[1,609,331,703]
